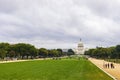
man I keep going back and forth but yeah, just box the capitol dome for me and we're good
[76,39,84,55]
[78,41,84,47]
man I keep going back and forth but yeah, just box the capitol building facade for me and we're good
[73,39,85,55]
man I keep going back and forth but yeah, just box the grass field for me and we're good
[0,59,113,80]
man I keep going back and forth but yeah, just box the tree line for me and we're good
[0,43,74,60]
[85,45,120,59]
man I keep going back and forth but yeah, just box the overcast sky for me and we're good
[0,0,120,49]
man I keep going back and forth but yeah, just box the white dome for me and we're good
[78,41,84,47]
[75,39,85,55]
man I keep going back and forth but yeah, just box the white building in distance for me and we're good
[73,39,85,55]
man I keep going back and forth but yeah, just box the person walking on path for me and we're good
[110,63,114,69]
[107,63,110,68]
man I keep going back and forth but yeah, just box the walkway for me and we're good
[0,58,49,64]
[0,60,29,63]
[89,58,120,80]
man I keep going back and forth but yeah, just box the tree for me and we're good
[86,46,117,59]
[57,49,63,57]
[0,43,10,59]
[51,49,59,57]
[115,45,120,58]
[0,49,7,59]
[9,50,16,59]
[29,45,38,59]
[38,48,48,58]
[67,49,75,56]
[0,42,66,60]
[10,43,37,59]
[109,47,116,58]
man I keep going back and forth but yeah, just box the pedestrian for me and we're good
[107,63,109,68]
[111,63,114,69]
[105,63,107,68]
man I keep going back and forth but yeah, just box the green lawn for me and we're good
[0,59,113,80]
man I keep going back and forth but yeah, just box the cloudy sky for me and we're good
[0,0,120,49]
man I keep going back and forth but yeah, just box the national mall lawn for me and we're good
[0,58,113,80]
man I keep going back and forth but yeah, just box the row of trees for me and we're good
[85,45,120,59]
[0,43,75,60]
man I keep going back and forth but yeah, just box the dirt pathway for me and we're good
[89,58,120,80]
[0,60,31,63]
[0,58,50,64]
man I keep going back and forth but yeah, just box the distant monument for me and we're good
[75,39,85,55]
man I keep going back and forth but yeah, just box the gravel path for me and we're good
[89,58,120,80]
[0,58,48,64]
[0,60,30,63]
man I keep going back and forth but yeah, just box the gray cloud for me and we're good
[0,0,120,49]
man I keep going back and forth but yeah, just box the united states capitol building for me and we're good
[73,39,85,55]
